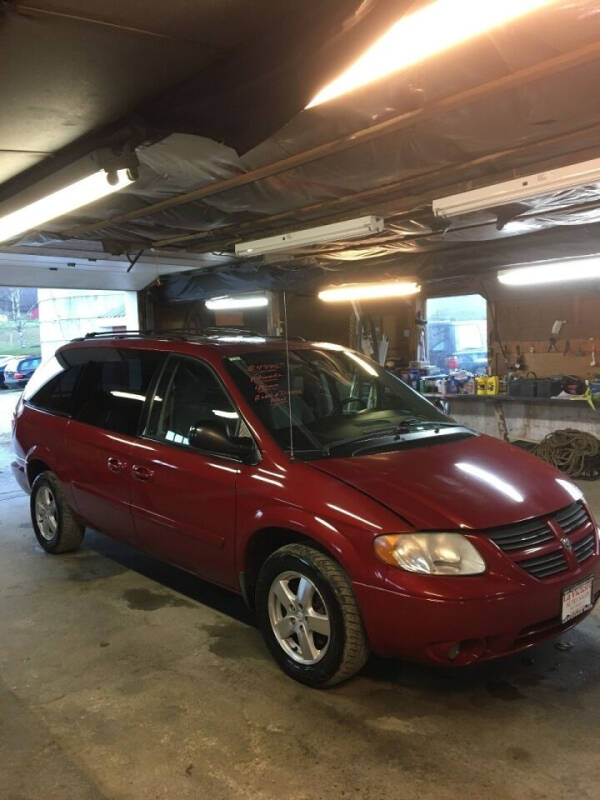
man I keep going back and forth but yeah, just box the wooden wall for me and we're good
[487,279,600,377]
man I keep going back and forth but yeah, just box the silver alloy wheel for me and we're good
[35,485,58,541]
[267,570,331,665]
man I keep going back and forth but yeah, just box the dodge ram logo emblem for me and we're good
[561,536,573,552]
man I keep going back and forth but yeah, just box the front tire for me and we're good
[256,543,368,687]
[30,471,84,554]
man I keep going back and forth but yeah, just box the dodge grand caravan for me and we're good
[12,333,600,686]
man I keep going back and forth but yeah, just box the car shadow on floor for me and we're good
[82,528,600,696]
[83,529,254,626]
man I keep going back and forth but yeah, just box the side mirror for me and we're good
[188,424,255,462]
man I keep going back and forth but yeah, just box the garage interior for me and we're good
[2,1,600,798]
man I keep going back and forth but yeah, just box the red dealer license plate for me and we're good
[561,577,593,624]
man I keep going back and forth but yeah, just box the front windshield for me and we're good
[225,346,452,456]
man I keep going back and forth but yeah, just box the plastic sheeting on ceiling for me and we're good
[5,0,600,300]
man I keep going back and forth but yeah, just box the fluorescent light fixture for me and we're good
[498,257,600,287]
[235,216,383,257]
[307,0,552,107]
[318,280,421,303]
[205,294,269,310]
[433,156,600,219]
[0,169,134,244]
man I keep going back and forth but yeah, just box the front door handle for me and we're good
[107,456,127,474]
[132,464,154,482]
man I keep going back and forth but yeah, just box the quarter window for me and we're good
[29,365,84,416]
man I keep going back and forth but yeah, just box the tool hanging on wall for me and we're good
[591,338,597,367]
[514,344,524,370]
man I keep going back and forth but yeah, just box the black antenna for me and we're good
[282,290,295,460]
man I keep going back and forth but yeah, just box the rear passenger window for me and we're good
[75,350,163,436]
[30,365,84,416]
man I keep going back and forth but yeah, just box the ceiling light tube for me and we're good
[205,294,269,310]
[0,168,135,244]
[235,216,383,257]
[318,281,421,302]
[433,157,600,219]
[307,0,552,107]
[498,258,600,287]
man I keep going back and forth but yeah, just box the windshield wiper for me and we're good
[322,418,461,455]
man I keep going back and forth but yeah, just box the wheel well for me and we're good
[243,528,328,608]
[27,459,50,487]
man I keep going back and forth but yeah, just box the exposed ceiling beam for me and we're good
[59,39,600,243]
[153,121,600,252]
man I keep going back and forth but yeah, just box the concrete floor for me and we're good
[2,435,600,800]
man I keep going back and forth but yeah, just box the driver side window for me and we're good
[147,357,241,449]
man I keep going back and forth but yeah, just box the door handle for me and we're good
[132,464,154,482]
[107,456,127,474]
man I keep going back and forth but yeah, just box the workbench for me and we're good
[423,393,598,441]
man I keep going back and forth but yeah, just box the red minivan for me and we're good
[12,333,600,686]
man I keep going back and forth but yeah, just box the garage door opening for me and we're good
[426,294,488,373]
[37,289,139,360]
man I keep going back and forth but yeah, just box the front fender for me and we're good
[236,501,379,586]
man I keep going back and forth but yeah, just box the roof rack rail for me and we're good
[72,327,275,342]
[72,329,187,342]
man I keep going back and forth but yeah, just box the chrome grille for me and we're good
[485,501,592,554]
[553,502,591,534]
[517,550,568,579]
[573,533,596,564]
[485,517,554,552]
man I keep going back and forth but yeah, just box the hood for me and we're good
[311,434,580,531]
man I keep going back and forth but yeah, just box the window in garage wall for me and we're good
[426,294,487,373]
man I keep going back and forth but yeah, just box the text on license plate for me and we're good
[561,577,593,624]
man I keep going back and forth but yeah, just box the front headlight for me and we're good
[374,533,486,575]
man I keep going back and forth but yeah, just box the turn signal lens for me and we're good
[374,533,486,575]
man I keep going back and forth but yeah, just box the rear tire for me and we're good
[30,471,84,554]
[256,543,368,687]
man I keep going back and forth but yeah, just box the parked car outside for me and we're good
[0,355,13,389]
[4,355,41,389]
[11,334,600,687]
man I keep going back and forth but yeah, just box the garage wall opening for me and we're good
[37,289,139,360]
[426,294,487,373]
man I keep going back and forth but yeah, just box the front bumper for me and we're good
[354,556,600,665]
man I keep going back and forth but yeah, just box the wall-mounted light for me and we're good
[498,257,600,287]
[235,216,383,257]
[307,0,552,107]
[205,294,269,310]
[318,281,421,302]
[0,149,138,244]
